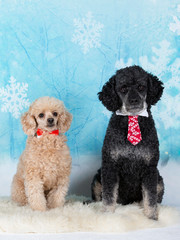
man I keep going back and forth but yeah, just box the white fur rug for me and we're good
[0,196,179,233]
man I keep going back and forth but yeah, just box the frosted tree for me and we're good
[72,12,104,54]
[0,76,30,119]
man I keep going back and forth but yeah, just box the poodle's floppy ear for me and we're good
[21,111,37,135]
[146,73,164,106]
[98,75,121,112]
[57,108,72,133]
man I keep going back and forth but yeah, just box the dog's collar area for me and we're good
[116,109,149,117]
[116,110,147,145]
[36,129,59,138]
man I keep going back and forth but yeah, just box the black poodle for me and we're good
[91,65,164,220]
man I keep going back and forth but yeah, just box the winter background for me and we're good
[0,0,180,204]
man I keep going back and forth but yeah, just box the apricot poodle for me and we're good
[11,96,72,211]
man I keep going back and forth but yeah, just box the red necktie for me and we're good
[36,129,59,137]
[127,116,142,145]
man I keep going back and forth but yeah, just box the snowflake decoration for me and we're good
[153,93,180,130]
[166,58,180,91]
[139,40,174,78]
[169,5,180,35]
[0,76,30,119]
[115,58,133,69]
[112,39,180,130]
[114,40,175,78]
[139,40,180,130]
[72,12,104,54]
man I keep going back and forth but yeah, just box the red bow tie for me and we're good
[36,129,59,137]
[127,116,142,145]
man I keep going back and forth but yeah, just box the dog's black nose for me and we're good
[47,118,54,124]
[129,98,139,105]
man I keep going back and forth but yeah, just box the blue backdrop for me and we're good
[0,0,180,167]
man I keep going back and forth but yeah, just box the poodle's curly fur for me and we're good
[91,66,164,220]
[11,97,72,211]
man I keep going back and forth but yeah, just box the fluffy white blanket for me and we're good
[0,196,179,233]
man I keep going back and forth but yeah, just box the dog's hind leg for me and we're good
[91,169,102,201]
[11,174,27,206]
[157,174,164,203]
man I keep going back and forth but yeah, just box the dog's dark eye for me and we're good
[138,85,146,91]
[120,85,128,93]
[39,113,44,118]
[53,112,58,117]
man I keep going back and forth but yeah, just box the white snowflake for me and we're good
[72,12,104,54]
[113,40,180,130]
[169,5,180,35]
[139,41,180,129]
[0,76,30,119]
[139,40,174,78]
[115,58,133,70]
[153,93,180,130]
[165,58,180,91]
[178,4,180,12]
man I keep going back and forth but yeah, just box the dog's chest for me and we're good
[36,149,63,186]
[41,155,62,188]
[26,135,70,188]
[110,145,153,163]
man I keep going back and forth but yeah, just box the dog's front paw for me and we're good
[47,195,65,209]
[147,211,158,221]
[101,204,116,213]
[144,206,158,220]
[30,202,47,212]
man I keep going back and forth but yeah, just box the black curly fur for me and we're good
[92,65,164,220]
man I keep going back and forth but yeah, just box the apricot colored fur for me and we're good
[11,97,72,211]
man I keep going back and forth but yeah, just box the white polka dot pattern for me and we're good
[127,116,142,145]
